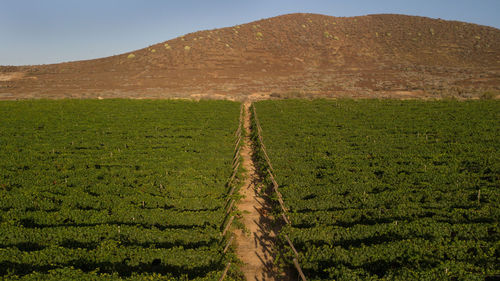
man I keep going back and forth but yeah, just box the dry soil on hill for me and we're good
[1,13,499,100]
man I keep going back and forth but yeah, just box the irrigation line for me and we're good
[223,235,234,254]
[232,146,241,164]
[234,134,242,150]
[268,170,283,199]
[232,153,240,169]
[222,216,235,236]
[233,105,244,138]
[282,213,291,225]
[277,196,288,214]
[234,131,240,141]
[261,145,274,172]
[293,258,308,281]
[227,162,240,187]
[218,262,231,281]
[219,104,244,281]
[234,126,241,138]
[252,106,275,173]
[285,234,299,258]
[226,199,235,215]
[232,156,240,170]
[226,184,237,201]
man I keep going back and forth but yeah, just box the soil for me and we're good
[234,102,281,281]
[1,13,499,100]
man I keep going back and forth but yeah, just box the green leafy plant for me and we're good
[253,99,500,280]
[0,100,243,280]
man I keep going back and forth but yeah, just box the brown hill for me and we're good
[1,13,499,100]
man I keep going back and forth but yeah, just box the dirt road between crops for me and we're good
[234,102,280,281]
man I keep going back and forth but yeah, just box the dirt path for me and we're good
[234,102,278,281]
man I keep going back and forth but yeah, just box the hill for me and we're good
[1,13,499,100]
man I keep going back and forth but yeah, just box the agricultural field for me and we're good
[0,100,241,280]
[252,100,500,280]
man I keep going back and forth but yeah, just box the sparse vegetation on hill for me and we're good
[0,13,499,99]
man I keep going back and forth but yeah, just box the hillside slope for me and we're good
[1,13,499,100]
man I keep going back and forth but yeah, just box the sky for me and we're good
[1,0,499,66]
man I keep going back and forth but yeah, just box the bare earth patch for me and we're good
[0,72,25,81]
[234,102,280,281]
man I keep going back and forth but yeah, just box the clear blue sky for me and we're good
[1,0,499,66]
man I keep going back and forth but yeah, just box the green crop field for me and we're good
[0,100,242,280]
[1,98,499,281]
[252,100,499,281]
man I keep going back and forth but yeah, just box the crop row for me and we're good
[0,100,242,280]
[253,99,499,280]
